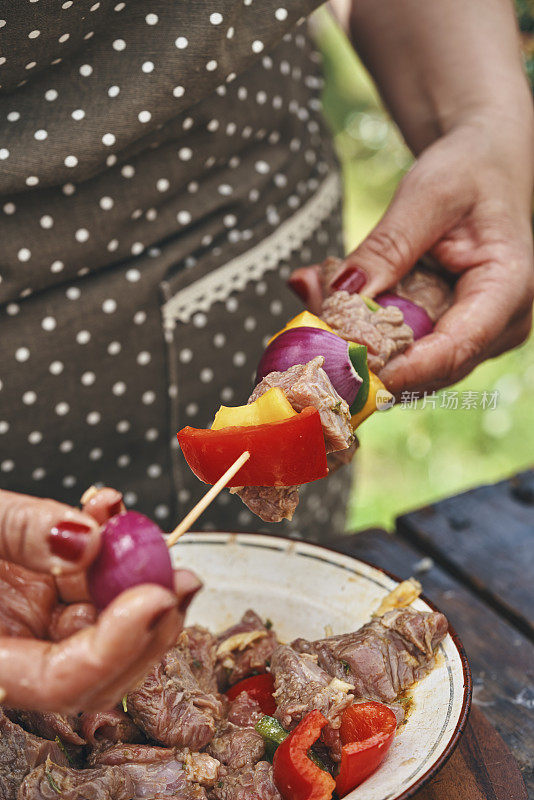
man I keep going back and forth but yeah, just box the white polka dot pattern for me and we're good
[0,4,348,535]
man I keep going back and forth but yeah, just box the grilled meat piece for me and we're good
[210,761,281,800]
[18,758,134,800]
[210,683,265,770]
[326,440,358,474]
[79,709,144,748]
[238,358,354,524]
[182,753,221,789]
[236,485,299,524]
[208,726,265,770]
[89,744,177,767]
[215,610,278,690]
[127,645,224,750]
[226,693,264,728]
[322,291,413,372]
[395,264,453,322]
[119,760,207,799]
[180,626,220,695]
[91,743,218,795]
[293,608,448,703]
[270,645,353,730]
[4,710,83,747]
[249,357,353,454]
[0,711,68,800]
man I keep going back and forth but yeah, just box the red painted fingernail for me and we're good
[287,276,309,304]
[48,521,94,561]
[178,584,202,616]
[108,498,124,518]
[331,266,367,294]
[83,488,124,524]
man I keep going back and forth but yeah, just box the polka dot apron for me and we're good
[0,1,351,540]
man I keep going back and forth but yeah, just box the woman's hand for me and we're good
[292,116,533,394]
[0,489,201,713]
[295,0,534,396]
[342,119,533,394]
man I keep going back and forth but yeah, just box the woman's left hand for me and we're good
[291,116,534,395]
[0,488,201,713]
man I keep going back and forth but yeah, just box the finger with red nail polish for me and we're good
[288,275,310,304]
[0,489,101,576]
[48,522,96,563]
[82,487,125,525]
[173,569,203,615]
[330,265,367,294]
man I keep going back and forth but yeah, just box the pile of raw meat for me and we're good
[1,605,447,800]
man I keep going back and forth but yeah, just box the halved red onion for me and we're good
[376,292,434,340]
[256,328,362,406]
[87,511,173,610]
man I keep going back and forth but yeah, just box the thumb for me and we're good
[339,162,466,297]
[0,490,101,577]
[0,584,181,712]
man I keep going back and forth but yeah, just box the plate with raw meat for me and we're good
[173,531,471,800]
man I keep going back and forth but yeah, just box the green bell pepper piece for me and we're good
[348,343,370,414]
[361,295,380,312]
[255,715,331,772]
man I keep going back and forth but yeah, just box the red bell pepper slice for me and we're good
[177,407,327,487]
[273,710,335,800]
[335,702,397,796]
[225,673,277,716]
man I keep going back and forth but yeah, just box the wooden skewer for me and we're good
[166,451,251,547]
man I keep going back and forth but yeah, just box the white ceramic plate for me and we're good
[171,532,471,800]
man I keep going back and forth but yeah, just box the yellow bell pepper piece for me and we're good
[211,387,296,430]
[268,311,334,345]
[350,372,394,429]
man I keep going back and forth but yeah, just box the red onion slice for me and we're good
[87,511,173,610]
[256,328,363,406]
[376,292,434,340]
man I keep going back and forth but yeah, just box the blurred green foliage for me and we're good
[517,0,534,31]
[315,8,534,531]
[517,0,534,83]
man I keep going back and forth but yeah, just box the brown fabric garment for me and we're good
[0,2,351,540]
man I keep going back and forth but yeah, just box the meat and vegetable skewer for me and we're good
[83,256,453,606]
[178,259,453,523]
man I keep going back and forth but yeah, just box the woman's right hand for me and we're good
[0,488,201,714]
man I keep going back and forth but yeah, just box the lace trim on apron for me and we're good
[161,171,341,328]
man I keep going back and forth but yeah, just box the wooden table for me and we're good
[329,469,533,799]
